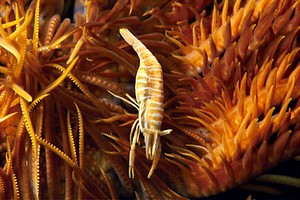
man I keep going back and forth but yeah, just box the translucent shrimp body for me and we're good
[119,28,172,178]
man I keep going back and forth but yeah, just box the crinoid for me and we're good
[0,0,300,199]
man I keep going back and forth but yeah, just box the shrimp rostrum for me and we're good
[111,28,172,178]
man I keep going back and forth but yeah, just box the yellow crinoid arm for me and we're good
[38,56,79,97]
[10,82,32,102]
[32,0,41,55]
[0,37,20,63]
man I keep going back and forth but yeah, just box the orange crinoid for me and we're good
[0,0,299,199]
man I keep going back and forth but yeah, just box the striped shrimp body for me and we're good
[118,28,172,178]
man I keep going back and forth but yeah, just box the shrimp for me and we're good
[114,28,172,178]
